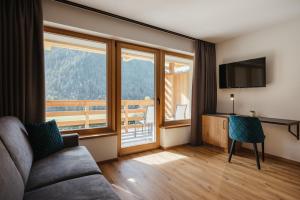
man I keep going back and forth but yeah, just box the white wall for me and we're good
[160,127,191,149]
[42,0,194,54]
[79,135,118,162]
[216,17,300,162]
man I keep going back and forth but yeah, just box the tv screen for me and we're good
[219,57,266,88]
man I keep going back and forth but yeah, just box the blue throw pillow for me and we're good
[26,120,64,160]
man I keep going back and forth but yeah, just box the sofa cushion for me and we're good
[26,120,64,160]
[24,174,120,200]
[0,140,25,200]
[0,116,33,184]
[26,146,101,191]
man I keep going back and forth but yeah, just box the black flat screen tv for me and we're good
[219,57,266,88]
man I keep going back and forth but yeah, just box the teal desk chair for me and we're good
[228,115,265,169]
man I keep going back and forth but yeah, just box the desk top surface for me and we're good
[205,113,300,126]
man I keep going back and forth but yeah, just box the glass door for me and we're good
[116,43,160,155]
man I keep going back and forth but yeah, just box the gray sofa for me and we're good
[0,116,120,200]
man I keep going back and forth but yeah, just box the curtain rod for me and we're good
[54,0,200,41]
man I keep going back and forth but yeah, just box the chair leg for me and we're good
[262,142,265,162]
[228,140,236,162]
[253,143,261,170]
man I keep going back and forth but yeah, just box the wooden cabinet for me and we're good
[202,115,229,151]
[202,115,241,152]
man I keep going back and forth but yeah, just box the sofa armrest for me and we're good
[62,133,79,148]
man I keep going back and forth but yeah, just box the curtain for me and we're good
[0,0,45,123]
[191,40,217,145]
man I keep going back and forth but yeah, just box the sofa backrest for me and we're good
[0,139,25,200]
[0,116,33,184]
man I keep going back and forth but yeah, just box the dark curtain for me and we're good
[191,40,217,145]
[0,0,45,123]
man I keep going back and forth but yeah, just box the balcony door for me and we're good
[116,42,160,155]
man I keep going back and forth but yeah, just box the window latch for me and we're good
[157,97,160,105]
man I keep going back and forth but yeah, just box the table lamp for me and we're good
[230,94,235,115]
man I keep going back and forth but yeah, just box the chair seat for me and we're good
[26,146,101,191]
[24,175,120,200]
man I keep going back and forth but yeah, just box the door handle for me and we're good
[157,97,160,105]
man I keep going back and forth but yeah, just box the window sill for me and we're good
[161,123,191,129]
[79,132,118,140]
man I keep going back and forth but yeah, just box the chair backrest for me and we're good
[229,115,265,143]
[145,106,155,124]
[175,104,187,120]
[0,117,33,184]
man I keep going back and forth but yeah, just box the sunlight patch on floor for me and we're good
[133,151,187,165]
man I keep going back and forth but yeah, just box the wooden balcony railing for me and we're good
[46,99,154,131]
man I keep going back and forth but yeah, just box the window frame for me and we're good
[43,27,194,136]
[161,50,194,128]
[44,26,116,137]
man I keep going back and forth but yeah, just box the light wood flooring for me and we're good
[99,145,300,200]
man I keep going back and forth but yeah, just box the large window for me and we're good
[44,27,113,134]
[44,27,193,137]
[163,52,194,126]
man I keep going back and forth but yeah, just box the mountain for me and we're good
[45,48,154,101]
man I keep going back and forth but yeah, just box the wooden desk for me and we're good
[258,117,299,139]
[203,114,300,143]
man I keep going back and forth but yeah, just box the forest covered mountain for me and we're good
[45,48,154,101]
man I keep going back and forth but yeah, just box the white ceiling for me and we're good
[69,0,300,43]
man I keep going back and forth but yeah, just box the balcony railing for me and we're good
[46,99,154,131]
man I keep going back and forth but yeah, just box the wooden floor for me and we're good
[99,145,300,200]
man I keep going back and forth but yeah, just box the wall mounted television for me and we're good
[219,57,266,88]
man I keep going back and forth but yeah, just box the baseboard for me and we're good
[97,158,118,164]
[240,147,300,166]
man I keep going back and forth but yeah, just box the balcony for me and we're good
[46,99,155,147]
